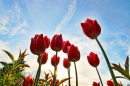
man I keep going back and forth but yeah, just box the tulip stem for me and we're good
[67,68,71,86]
[74,61,78,86]
[96,67,104,86]
[52,51,58,86]
[95,37,118,86]
[34,54,42,86]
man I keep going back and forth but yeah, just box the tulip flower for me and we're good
[37,52,48,64]
[81,18,118,85]
[87,52,103,86]
[92,82,100,86]
[63,58,71,69]
[68,44,80,62]
[23,75,34,86]
[107,80,114,86]
[50,34,63,51]
[44,36,50,49]
[81,18,101,39]
[30,34,46,55]
[63,58,71,86]
[62,40,71,53]
[51,54,60,86]
[87,52,100,67]
[51,54,60,66]
[67,44,80,86]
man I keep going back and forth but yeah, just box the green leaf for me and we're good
[9,74,25,79]
[3,50,15,63]
[125,56,129,74]
[56,77,72,86]
[115,76,128,80]
[112,63,130,80]
[0,62,8,67]
[13,64,30,70]
[0,82,4,86]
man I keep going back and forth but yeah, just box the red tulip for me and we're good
[44,36,50,48]
[50,34,63,51]
[63,58,71,69]
[51,54,60,66]
[37,52,48,64]
[30,34,46,55]
[87,52,100,67]
[50,79,59,86]
[67,44,80,62]
[81,18,101,39]
[107,80,114,86]
[62,40,71,53]
[92,82,100,86]
[23,75,34,86]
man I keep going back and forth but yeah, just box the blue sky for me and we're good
[0,0,130,85]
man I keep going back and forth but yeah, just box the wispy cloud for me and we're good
[0,2,28,36]
[11,20,28,35]
[55,0,77,33]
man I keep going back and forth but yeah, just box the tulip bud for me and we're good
[50,34,63,51]
[87,52,100,67]
[62,40,71,53]
[37,52,48,64]
[81,18,101,39]
[107,80,114,86]
[30,34,46,55]
[63,58,71,69]
[44,36,50,48]
[92,82,100,86]
[23,75,34,86]
[67,44,80,62]
[51,54,60,66]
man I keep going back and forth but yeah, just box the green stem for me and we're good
[74,61,78,86]
[34,54,42,86]
[52,51,58,86]
[95,37,118,86]
[67,68,71,86]
[96,67,104,86]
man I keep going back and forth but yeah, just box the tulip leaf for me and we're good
[125,56,129,74]
[56,77,72,86]
[3,50,15,63]
[112,63,130,80]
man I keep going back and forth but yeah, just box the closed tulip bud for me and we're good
[81,18,101,39]
[44,36,50,48]
[23,75,34,86]
[30,34,46,55]
[107,80,114,86]
[87,52,100,67]
[92,82,100,86]
[50,34,63,51]
[67,44,80,62]
[62,40,71,53]
[63,58,71,69]
[37,52,48,64]
[51,54,60,66]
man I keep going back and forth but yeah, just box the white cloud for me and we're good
[10,20,28,35]
[0,2,29,36]
[55,0,77,33]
